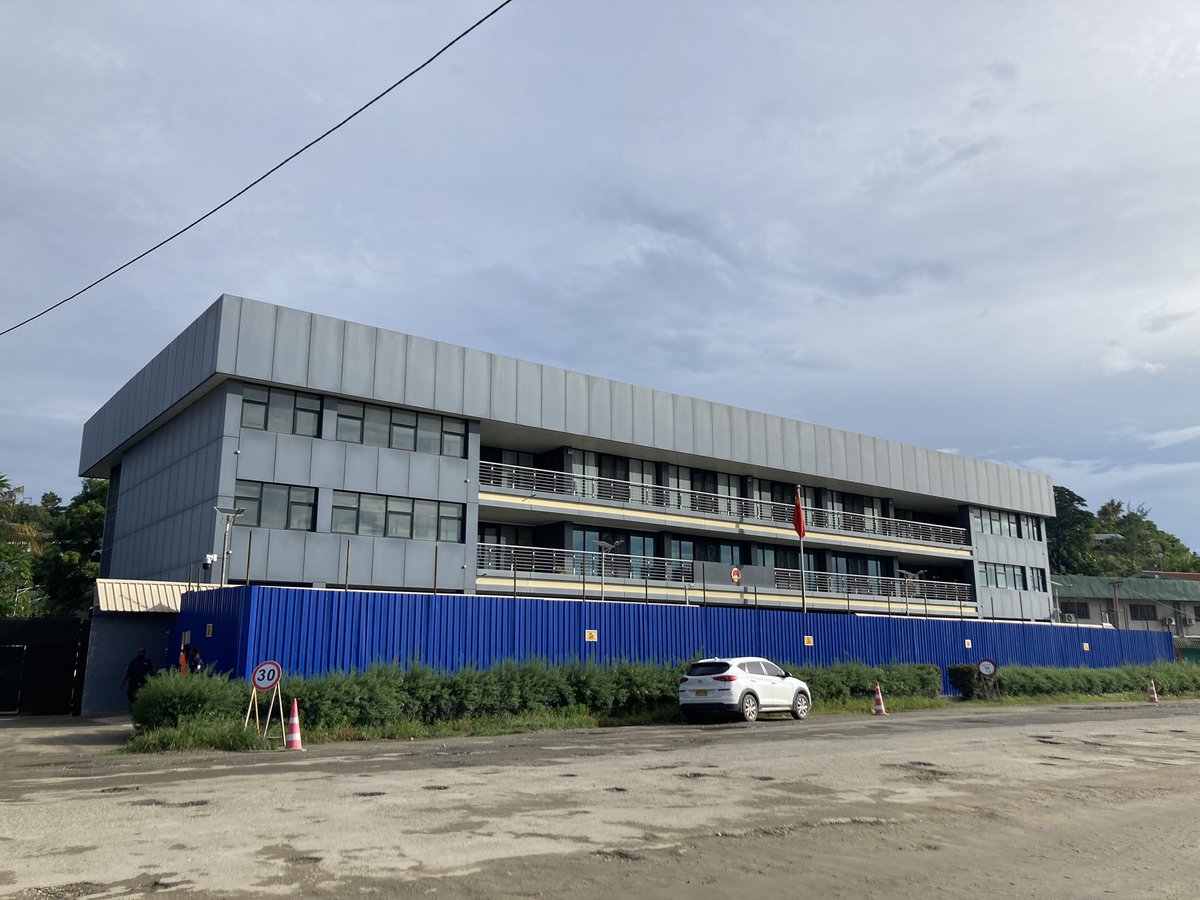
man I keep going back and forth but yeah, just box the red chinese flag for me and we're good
[793,494,806,539]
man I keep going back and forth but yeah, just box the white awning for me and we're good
[93,579,220,614]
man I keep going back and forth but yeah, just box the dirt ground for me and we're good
[2,701,1199,898]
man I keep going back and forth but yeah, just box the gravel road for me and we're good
[2,701,1198,898]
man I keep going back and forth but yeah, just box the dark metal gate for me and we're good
[0,618,91,715]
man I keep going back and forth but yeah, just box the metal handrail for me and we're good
[476,543,695,583]
[475,543,972,605]
[478,461,968,546]
[773,567,972,604]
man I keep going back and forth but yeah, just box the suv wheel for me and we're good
[791,691,811,721]
[739,692,759,722]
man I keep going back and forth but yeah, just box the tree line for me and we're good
[0,474,105,617]
[1044,486,1200,577]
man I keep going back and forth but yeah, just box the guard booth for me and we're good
[0,617,91,715]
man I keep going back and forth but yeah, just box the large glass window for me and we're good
[1021,515,1043,541]
[332,491,463,542]
[234,481,315,530]
[241,387,321,437]
[1029,567,1047,592]
[335,401,467,458]
[970,507,1020,538]
[979,562,1028,590]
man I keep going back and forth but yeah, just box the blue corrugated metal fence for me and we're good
[175,588,1175,692]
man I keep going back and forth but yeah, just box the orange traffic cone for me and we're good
[285,697,305,750]
[1148,679,1159,704]
[872,682,889,716]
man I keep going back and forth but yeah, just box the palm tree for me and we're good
[0,474,42,552]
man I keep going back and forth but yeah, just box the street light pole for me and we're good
[596,539,623,602]
[214,506,245,587]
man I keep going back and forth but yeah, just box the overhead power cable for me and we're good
[1,0,516,339]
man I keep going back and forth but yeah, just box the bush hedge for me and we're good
[131,659,943,736]
[948,662,1200,699]
[128,659,1199,745]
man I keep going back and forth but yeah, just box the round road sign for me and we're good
[731,567,742,585]
[251,660,282,691]
[978,659,997,678]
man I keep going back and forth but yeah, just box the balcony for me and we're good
[475,543,975,616]
[478,462,969,547]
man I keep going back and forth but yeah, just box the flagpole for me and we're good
[800,532,807,612]
[794,485,807,613]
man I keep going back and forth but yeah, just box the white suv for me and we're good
[678,656,811,723]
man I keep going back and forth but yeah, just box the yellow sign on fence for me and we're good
[585,629,598,642]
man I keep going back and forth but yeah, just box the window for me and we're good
[970,507,1019,537]
[241,386,321,437]
[1021,515,1043,541]
[979,562,1028,590]
[1060,601,1091,620]
[335,401,467,457]
[332,491,463,542]
[1129,603,1157,622]
[234,481,315,531]
[1029,567,1047,592]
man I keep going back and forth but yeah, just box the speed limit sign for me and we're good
[250,660,282,691]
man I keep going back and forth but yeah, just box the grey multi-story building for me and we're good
[80,294,1055,620]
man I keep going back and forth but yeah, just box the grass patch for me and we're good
[122,717,273,753]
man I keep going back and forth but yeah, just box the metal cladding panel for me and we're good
[610,381,633,444]
[516,362,540,427]
[542,366,568,433]
[462,348,490,418]
[710,403,732,461]
[191,588,1174,695]
[377,451,411,496]
[308,315,345,393]
[490,354,518,423]
[374,328,407,403]
[652,390,674,450]
[434,342,465,415]
[272,306,311,386]
[343,444,379,493]
[692,401,714,458]
[588,377,612,439]
[405,336,437,410]
[342,322,377,399]
[235,301,276,381]
[632,385,655,447]
[673,396,694,455]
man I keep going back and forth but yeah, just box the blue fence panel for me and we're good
[174,588,1176,690]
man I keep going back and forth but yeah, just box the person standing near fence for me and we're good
[120,648,155,707]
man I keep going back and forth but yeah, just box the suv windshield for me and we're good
[686,662,731,676]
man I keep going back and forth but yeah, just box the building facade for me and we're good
[80,295,1055,620]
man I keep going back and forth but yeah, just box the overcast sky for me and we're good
[3,2,1200,548]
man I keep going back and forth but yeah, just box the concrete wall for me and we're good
[81,614,175,716]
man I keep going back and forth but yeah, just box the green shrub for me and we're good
[131,670,248,730]
[788,662,941,703]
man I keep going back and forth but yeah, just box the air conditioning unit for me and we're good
[1185,617,1196,627]
[1161,617,1176,626]
[1062,613,1076,623]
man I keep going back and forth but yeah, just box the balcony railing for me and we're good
[476,543,973,609]
[774,568,973,605]
[478,462,968,546]
[477,543,695,583]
